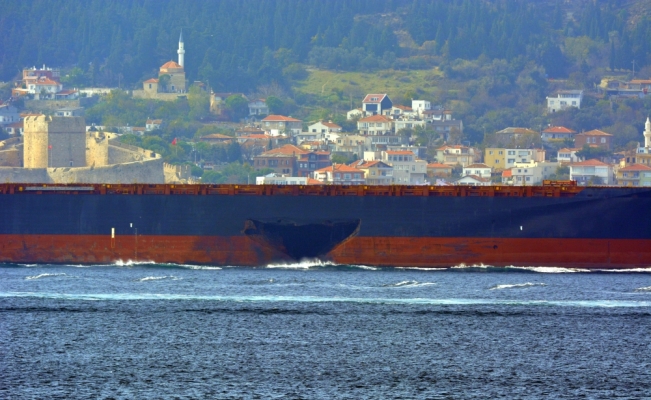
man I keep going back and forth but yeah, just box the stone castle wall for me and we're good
[23,115,86,168]
[24,97,97,113]
[86,132,109,167]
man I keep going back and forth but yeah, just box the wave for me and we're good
[25,273,67,280]
[490,282,547,290]
[1,291,649,308]
[382,280,436,288]
[265,259,338,270]
[597,268,651,273]
[137,276,182,282]
[635,286,651,292]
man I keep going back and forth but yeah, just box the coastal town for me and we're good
[2,32,651,187]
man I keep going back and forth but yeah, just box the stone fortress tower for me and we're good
[23,115,86,168]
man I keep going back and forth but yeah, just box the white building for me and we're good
[511,161,558,186]
[557,148,582,164]
[411,100,431,116]
[248,99,269,116]
[569,159,614,185]
[381,150,427,184]
[504,148,545,169]
[0,104,20,126]
[547,90,583,113]
[256,173,309,185]
[308,120,342,134]
[462,163,492,179]
[455,175,491,186]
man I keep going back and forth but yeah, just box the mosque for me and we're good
[133,32,188,100]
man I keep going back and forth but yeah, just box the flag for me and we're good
[171,138,177,146]
[48,145,52,150]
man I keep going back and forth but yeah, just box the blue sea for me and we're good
[1,261,651,399]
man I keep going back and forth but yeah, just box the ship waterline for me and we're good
[1,183,650,268]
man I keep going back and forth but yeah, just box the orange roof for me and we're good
[459,175,490,182]
[144,78,159,83]
[160,61,183,69]
[571,159,609,166]
[262,115,301,122]
[543,126,576,134]
[202,133,233,139]
[619,164,651,172]
[239,134,268,140]
[427,163,452,169]
[464,163,490,169]
[262,144,308,156]
[307,178,322,185]
[630,79,651,84]
[386,150,414,155]
[362,94,388,103]
[333,164,362,172]
[577,129,613,137]
[34,78,60,85]
[358,115,392,123]
[394,105,413,111]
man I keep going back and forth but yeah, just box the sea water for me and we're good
[1,262,651,399]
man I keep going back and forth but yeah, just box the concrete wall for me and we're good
[132,90,185,101]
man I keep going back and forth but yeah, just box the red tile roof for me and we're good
[619,164,651,172]
[144,78,159,83]
[262,144,308,156]
[464,163,490,169]
[576,129,613,137]
[307,178,322,185]
[571,159,609,166]
[160,61,183,69]
[320,121,341,128]
[394,105,413,111]
[262,115,301,122]
[34,78,60,86]
[358,115,392,123]
[427,163,452,169]
[543,126,576,134]
[362,94,388,103]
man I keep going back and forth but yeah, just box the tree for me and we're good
[188,85,209,120]
[576,145,612,161]
[265,96,284,115]
[224,95,249,121]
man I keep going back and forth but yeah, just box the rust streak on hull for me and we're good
[1,234,650,269]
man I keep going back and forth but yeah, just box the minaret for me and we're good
[645,117,651,148]
[177,30,185,68]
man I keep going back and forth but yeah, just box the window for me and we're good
[601,138,606,143]
[508,151,515,155]
[526,177,531,181]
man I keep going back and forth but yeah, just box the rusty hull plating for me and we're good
[1,182,650,269]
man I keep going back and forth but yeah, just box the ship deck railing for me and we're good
[0,182,585,198]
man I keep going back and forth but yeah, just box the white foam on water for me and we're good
[395,266,448,271]
[507,266,591,273]
[25,273,67,280]
[490,282,547,290]
[265,259,338,269]
[635,286,651,292]
[137,275,182,282]
[348,264,380,270]
[1,291,649,307]
[597,268,651,273]
[114,260,157,267]
[177,265,222,270]
[383,280,436,288]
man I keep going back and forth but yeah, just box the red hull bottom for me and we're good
[0,234,649,269]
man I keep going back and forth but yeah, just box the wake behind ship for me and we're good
[1,182,650,269]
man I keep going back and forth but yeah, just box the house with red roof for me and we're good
[357,115,393,136]
[350,160,393,185]
[435,145,481,167]
[308,120,342,134]
[570,159,614,185]
[261,115,302,136]
[312,164,365,185]
[253,144,307,175]
[575,129,613,150]
[426,162,453,178]
[616,164,651,187]
[362,94,393,116]
[462,163,492,179]
[297,150,332,177]
[542,126,576,142]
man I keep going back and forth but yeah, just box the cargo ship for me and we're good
[1,182,650,269]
